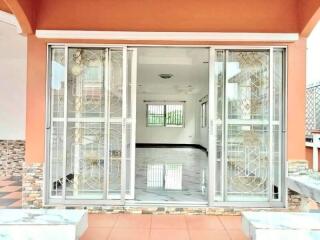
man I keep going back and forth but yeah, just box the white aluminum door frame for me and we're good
[126,47,137,200]
[208,46,286,207]
[46,45,137,205]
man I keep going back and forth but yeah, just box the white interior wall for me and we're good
[136,93,200,144]
[135,47,209,148]
[136,92,209,148]
[197,91,209,149]
[0,22,27,140]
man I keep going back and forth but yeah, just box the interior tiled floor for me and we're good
[135,147,208,202]
[0,176,22,208]
[81,214,248,240]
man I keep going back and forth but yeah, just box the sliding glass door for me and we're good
[46,46,136,204]
[209,48,285,205]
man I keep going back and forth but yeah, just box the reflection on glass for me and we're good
[108,123,122,197]
[146,164,183,190]
[67,48,105,118]
[165,164,183,190]
[214,50,224,200]
[225,50,270,201]
[65,48,106,199]
[109,50,123,118]
[50,48,65,197]
[66,122,105,199]
[147,164,164,189]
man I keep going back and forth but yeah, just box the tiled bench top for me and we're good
[0,209,88,240]
[287,175,320,202]
[242,211,320,240]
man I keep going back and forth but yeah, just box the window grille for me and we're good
[201,102,207,128]
[147,103,184,127]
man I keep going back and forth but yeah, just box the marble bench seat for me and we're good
[242,212,320,240]
[287,175,320,202]
[0,209,88,240]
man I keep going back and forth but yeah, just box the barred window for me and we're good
[147,103,184,127]
[201,102,207,128]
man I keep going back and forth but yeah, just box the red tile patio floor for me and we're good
[0,177,247,239]
[0,176,22,208]
[81,214,248,240]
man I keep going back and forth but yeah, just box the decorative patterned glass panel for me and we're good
[225,50,270,201]
[226,125,269,200]
[108,123,122,197]
[48,46,136,202]
[109,50,123,119]
[66,122,105,199]
[65,48,106,199]
[67,48,105,118]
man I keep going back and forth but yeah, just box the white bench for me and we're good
[0,209,88,240]
[242,212,320,240]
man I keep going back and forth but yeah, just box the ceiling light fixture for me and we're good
[159,73,173,79]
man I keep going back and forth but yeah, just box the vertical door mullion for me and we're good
[222,50,228,202]
[62,46,68,201]
[269,48,274,201]
[121,46,128,203]
[46,47,52,201]
[103,49,109,200]
[208,47,216,205]
[130,48,137,199]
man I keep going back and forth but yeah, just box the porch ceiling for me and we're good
[2,1,320,39]
[137,47,208,96]
[0,0,11,14]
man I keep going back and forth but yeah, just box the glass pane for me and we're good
[273,50,284,121]
[214,50,225,200]
[108,123,122,198]
[147,104,165,126]
[126,50,135,197]
[67,48,105,118]
[225,50,270,201]
[165,104,184,127]
[50,122,64,197]
[272,49,285,200]
[127,50,133,119]
[49,48,65,198]
[51,48,65,118]
[65,48,106,199]
[126,123,132,195]
[109,50,123,119]
[66,122,105,199]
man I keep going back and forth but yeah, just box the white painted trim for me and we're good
[36,30,299,42]
[0,10,22,33]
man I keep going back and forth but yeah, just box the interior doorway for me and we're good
[134,47,209,203]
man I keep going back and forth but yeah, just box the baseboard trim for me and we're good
[136,143,208,153]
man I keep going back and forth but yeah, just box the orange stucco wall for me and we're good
[25,37,307,164]
[19,0,318,165]
[287,39,307,160]
[35,0,299,33]
[299,0,320,36]
[2,1,320,36]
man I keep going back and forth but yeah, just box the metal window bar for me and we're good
[146,104,184,127]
